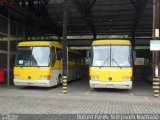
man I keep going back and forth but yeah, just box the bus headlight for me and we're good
[40,75,50,80]
[91,75,99,80]
[14,74,20,79]
[122,76,131,81]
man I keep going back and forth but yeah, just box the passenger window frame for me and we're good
[51,47,56,67]
[56,48,62,60]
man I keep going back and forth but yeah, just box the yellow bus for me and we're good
[13,41,83,87]
[89,40,133,89]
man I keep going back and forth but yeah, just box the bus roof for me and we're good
[92,40,131,45]
[18,41,62,48]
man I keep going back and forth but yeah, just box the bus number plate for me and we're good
[106,84,114,88]
[27,83,33,86]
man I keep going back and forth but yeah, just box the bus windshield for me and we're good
[15,46,50,67]
[92,45,131,67]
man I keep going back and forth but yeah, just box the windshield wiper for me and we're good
[100,56,109,67]
[112,58,122,69]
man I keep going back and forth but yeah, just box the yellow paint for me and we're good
[90,40,133,89]
[92,40,131,45]
[14,41,83,85]
[90,67,132,82]
[18,41,62,48]
[14,67,51,80]
[53,60,62,69]
[14,41,61,81]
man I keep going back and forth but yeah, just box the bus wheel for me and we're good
[58,75,62,86]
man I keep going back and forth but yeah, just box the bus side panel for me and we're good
[51,69,62,85]
[68,61,82,81]
[51,60,62,85]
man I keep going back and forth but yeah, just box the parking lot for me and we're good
[0,76,160,116]
[0,74,153,96]
[0,0,160,120]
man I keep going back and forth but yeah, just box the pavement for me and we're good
[0,77,160,120]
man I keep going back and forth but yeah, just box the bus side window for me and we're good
[68,52,75,62]
[56,48,62,60]
[51,47,56,66]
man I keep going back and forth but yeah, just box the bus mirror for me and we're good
[86,51,91,59]
[132,50,136,60]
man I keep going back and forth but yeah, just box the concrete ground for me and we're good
[0,77,160,120]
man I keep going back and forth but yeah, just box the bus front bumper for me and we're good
[14,79,52,87]
[89,80,132,89]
